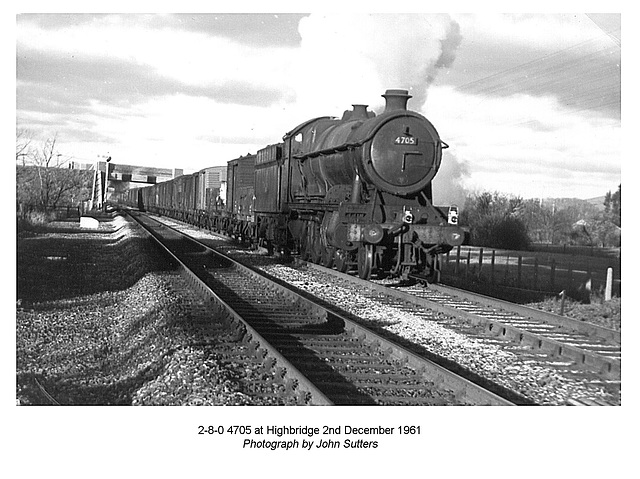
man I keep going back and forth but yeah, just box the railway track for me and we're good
[405,278,620,366]
[129,211,513,405]
[134,212,621,405]
[285,261,621,405]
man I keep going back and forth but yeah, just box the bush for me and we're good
[25,210,52,225]
[469,214,530,250]
[492,216,530,250]
[16,209,56,234]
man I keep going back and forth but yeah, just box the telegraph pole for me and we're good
[104,156,111,211]
[98,154,111,211]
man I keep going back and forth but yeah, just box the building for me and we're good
[92,161,184,209]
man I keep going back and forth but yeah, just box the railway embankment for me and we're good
[16,213,293,405]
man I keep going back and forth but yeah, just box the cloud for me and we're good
[17,49,167,112]
[14,13,620,200]
[17,15,295,93]
[19,13,307,47]
[16,19,294,168]
[18,47,290,112]
[26,91,300,170]
[426,86,621,198]
[156,13,307,47]
[449,14,621,120]
[453,14,617,51]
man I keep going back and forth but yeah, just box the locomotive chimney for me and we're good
[382,89,412,112]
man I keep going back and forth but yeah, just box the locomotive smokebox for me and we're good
[382,89,412,112]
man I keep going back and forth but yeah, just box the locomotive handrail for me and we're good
[292,141,363,161]
[293,138,448,162]
[282,116,335,141]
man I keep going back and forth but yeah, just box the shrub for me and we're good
[468,213,530,250]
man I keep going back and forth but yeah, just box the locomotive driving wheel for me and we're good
[357,244,374,280]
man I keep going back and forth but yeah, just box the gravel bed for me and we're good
[119,217,621,405]
[254,264,619,406]
[16,214,298,406]
[17,214,166,302]
[526,297,621,331]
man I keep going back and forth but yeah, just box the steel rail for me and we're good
[128,211,333,405]
[426,282,620,343]
[130,211,514,406]
[33,377,61,405]
[298,260,620,379]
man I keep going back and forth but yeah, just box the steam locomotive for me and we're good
[126,89,464,282]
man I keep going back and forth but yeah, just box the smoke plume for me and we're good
[431,151,470,207]
[295,14,463,114]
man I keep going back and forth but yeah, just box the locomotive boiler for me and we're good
[255,89,464,281]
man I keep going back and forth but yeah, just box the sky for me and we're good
[15,8,623,203]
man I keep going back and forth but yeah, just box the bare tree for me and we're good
[16,134,92,211]
[16,129,33,165]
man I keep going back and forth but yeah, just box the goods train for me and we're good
[123,89,465,281]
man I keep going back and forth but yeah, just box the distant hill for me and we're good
[583,196,606,211]
[540,197,604,211]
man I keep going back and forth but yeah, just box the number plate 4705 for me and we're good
[394,136,418,145]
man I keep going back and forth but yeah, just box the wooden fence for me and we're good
[17,203,86,221]
[441,245,621,298]
[531,243,621,259]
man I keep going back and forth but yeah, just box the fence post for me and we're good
[491,250,496,284]
[559,290,566,316]
[478,248,484,279]
[605,267,613,301]
[455,245,461,274]
[568,264,573,287]
[465,250,471,280]
[504,255,510,283]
